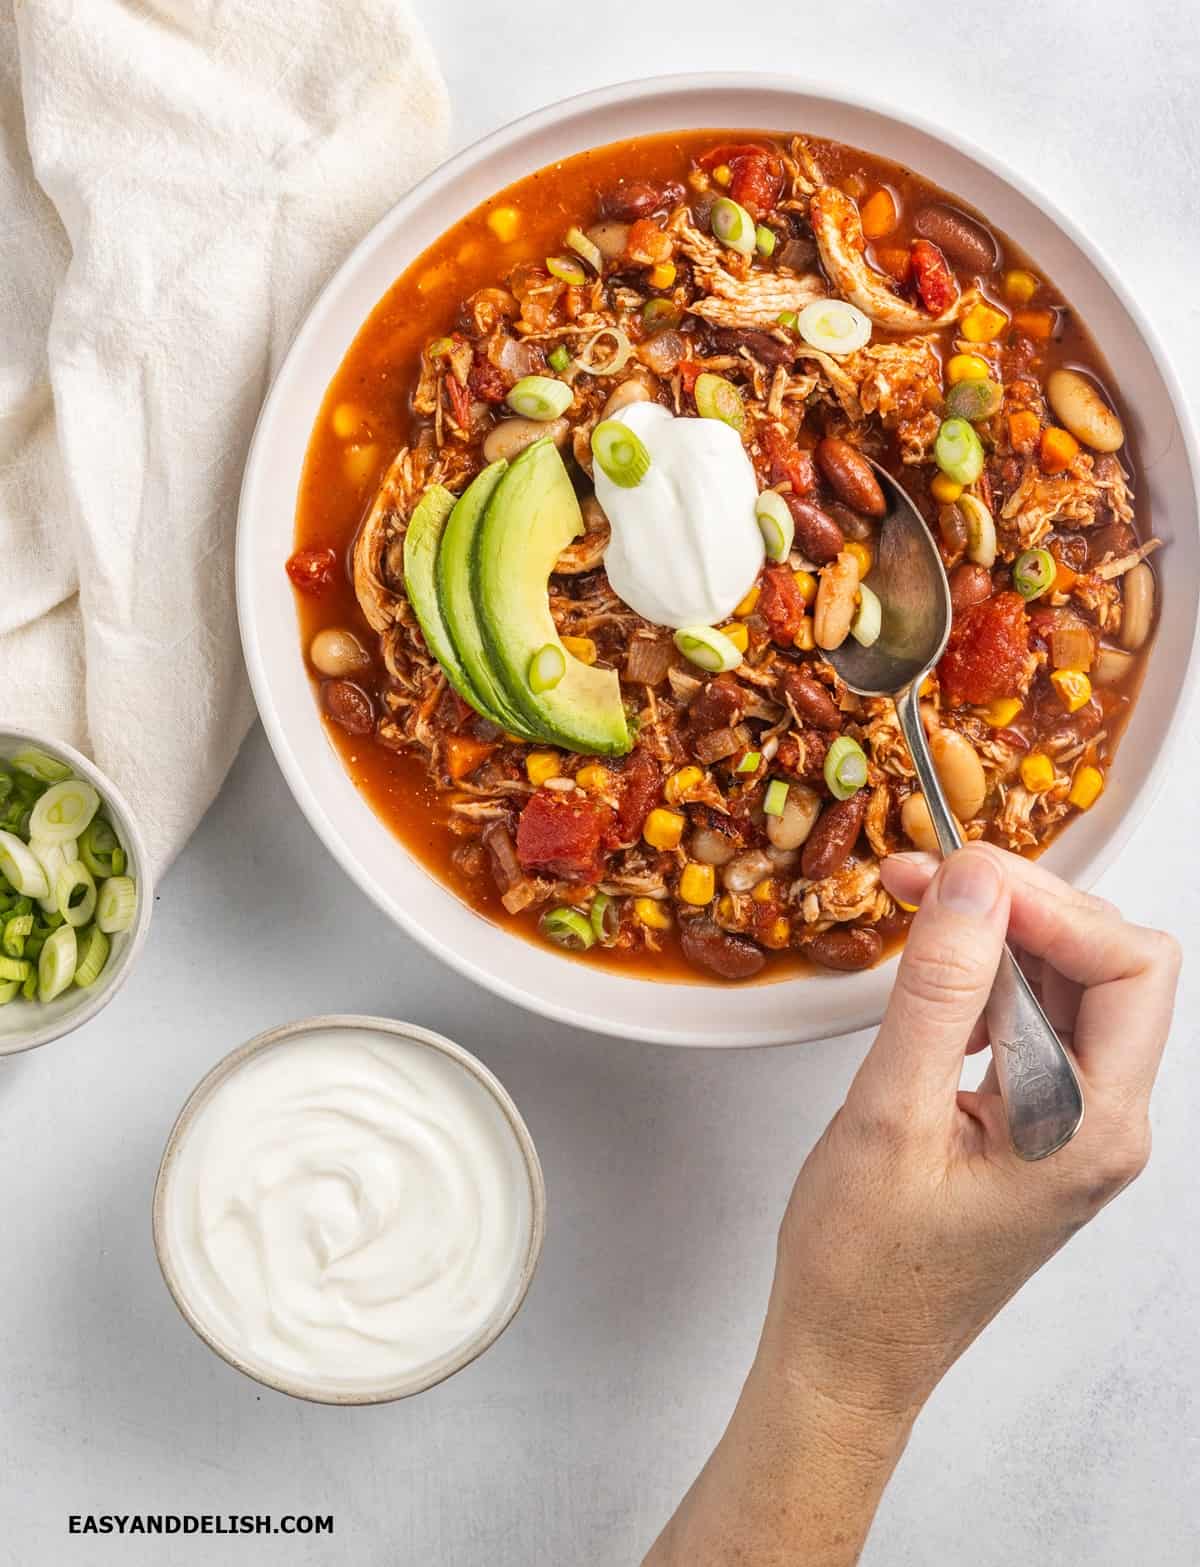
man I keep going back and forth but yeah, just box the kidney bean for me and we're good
[779,666,841,730]
[949,562,993,617]
[323,679,375,735]
[938,502,968,563]
[599,180,684,221]
[679,918,766,981]
[712,328,796,367]
[785,495,845,564]
[824,501,875,542]
[801,792,868,881]
[807,924,883,972]
[815,437,886,518]
[912,203,998,273]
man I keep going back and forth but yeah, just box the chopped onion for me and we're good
[711,196,756,256]
[10,747,71,783]
[528,643,566,694]
[96,875,138,935]
[592,419,651,487]
[546,255,588,286]
[823,736,868,800]
[38,924,77,1003]
[693,724,750,764]
[763,779,790,817]
[1051,624,1095,672]
[573,326,633,377]
[850,583,882,646]
[959,494,997,568]
[673,625,744,674]
[796,299,872,356]
[55,861,97,928]
[566,226,603,273]
[73,924,110,987]
[29,779,100,847]
[756,492,794,562]
[506,375,572,421]
[540,907,595,951]
[625,635,673,686]
[694,372,745,431]
[0,830,50,899]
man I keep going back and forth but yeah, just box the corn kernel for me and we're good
[643,808,685,851]
[733,583,761,618]
[1021,752,1056,793]
[649,261,677,290]
[929,472,963,504]
[487,205,521,242]
[526,751,561,786]
[1004,269,1039,306]
[575,764,609,793]
[716,894,736,923]
[960,303,1009,342]
[896,897,920,914]
[562,635,597,665]
[664,766,703,805]
[763,916,791,949]
[793,569,818,606]
[331,402,361,439]
[1050,669,1092,714]
[844,540,873,578]
[919,675,937,699]
[713,163,732,187]
[982,696,1022,728]
[751,878,776,905]
[634,897,672,931]
[946,353,991,385]
[793,617,815,652]
[679,862,716,906]
[722,621,749,654]
[1068,764,1104,811]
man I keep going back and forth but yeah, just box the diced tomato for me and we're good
[286,547,338,596]
[468,353,509,404]
[775,730,831,784]
[874,246,913,285]
[625,218,673,266]
[614,748,661,842]
[698,143,784,219]
[758,564,807,646]
[938,591,1030,707]
[516,791,613,883]
[699,142,775,171]
[761,425,817,495]
[910,239,959,315]
[679,359,703,395]
[443,734,496,782]
[444,374,472,429]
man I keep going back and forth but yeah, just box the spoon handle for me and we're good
[895,687,1084,1160]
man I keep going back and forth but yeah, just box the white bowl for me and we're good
[0,727,153,1056]
[152,1015,546,1405]
[237,74,1200,1048]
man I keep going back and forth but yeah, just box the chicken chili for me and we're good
[290,131,1156,983]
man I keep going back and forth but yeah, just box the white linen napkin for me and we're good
[2,0,448,871]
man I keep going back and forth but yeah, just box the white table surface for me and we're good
[4,3,1199,1561]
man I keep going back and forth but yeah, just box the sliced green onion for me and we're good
[673,625,743,674]
[755,224,776,257]
[763,779,790,817]
[96,875,138,936]
[506,375,572,421]
[73,924,110,988]
[54,861,96,928]
[573,326,633,377]
[79,817,122,879]
[1013,547,1056,601]
[2,912,32,958]
[958,494,997,569]
[711,196,756,256]
[10,747,71,783]
[796,298,872,356]
[528,643,566,695]
[823,736,869,801]
[38,924,77,1002]
[540,907,595,951]
[29,779,100,847]
[755,491,794,562]
[0,980,18,1005]
[427,336,454,359]
[642,298,682,333]
[935,417,985,486]
[0,831,49,899]
[0,772,13,805]
[566,226,603,272]
[0,954,31,982]
[945,377,1003,423]
[21,970,37,1000]
[592,419,651,487]
[777,310,799,332]
[850,583,882,647]
[546,254,589,286]
[547,344,571,373]
[735,751,763,774]
[694,372,745,431]
[589,892,618,946]
[31,839,74,915]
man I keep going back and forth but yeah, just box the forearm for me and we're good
[643,1340,913,1567]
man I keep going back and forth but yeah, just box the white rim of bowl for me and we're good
[236,72,1200,1047]
[151,1014,548,1405]
[0,726,154,1057]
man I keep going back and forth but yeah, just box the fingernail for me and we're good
[935,850,1002,917]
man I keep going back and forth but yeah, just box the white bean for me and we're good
[929,728,987,821]
[1046,368,1124,453]
[586,220,630,259]
[599,379,652,422]
[766,785,821,852]
[482,416,569,464]
[722,849,774,893]
[690,826,737,867]
[309,627,369,677]
[1093,645,1136,686]
[900,791,961,854]
[1119,563,1154,651]
[814,551,861,651]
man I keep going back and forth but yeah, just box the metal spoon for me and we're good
[825,464,1084,1161]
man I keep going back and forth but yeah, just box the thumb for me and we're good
[850,845,1010,1128]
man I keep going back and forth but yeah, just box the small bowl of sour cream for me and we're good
[152,1016,546,1404]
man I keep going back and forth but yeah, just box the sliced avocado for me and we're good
[436,462,538,738]
[402,485,498,720]
[473,440,632,757]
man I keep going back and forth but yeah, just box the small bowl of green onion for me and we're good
[0,728,152,1057]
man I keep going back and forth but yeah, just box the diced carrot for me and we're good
[444,733,495,781]
[1008,409,1041,450]
[1040,425,1080,473]
[1052,559,1078,594]
[1011,308,1057,340]
[860,188,897,239]
[874,246,912,283]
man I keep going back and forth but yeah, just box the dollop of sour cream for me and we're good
[161,1027,534,1394]
[594,402,763,628]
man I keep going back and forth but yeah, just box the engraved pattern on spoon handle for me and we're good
[895,686,1083,1160]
